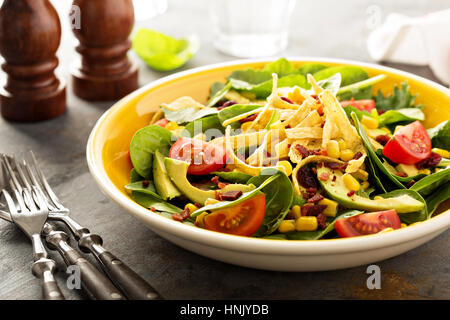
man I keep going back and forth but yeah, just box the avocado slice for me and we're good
[153,150,181,200]
[317,167,424,213]
[164,157,255,205]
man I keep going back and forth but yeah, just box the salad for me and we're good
[126,59,450,240]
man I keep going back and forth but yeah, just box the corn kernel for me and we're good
[318,198,338,217]
[432,148,450,158]
[340,149,355,162]
[241,121,253,132]
[288,87,303,104]
[290,205,302,219]
[418,169,431,175]
[278,220,296,233]
[276,161,293,176]
[378,227,394,234]
[204,198,220,206]
[195,212,209,228]
[370,109,379,118]
[166,121,179,131]
[326,140,340,159]
[361,181,370,190]
[374,196,383,200]
[185,203,199,214]
[343,173,360,191]
[401,223,407,228]
[338,139,347,151]
[295,216,318,231]
[380,127,391,135]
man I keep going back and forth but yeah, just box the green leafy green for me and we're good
[427,120,450,151]
[410,167,450,197]
[337,74,387,98]
[313,66,371,100]
[297,63,328,76]
[132,29,198,71]
[126,181,160,198]
[131,191,183,215]
[130,168,144,183]
[425,182,450,218]
[374,81,424,111]
[248,168,294,237]
[265,110,280,129]
[378,108,425,126]
[286,210,363,240]
[161,107,218,124]
[183,115,224,140]
[343,105,371,120]
[210,82,226,97]
[263,58,297,77]
[217,104,263,125]
[207,82,232,107]
[130,125,174,179]
[212,171,253,184]
[377,189,428,224]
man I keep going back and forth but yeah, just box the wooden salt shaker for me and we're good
[71,0,139,101]
[0,0,66,122]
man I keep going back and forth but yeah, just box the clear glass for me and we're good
[210,0,296,58]
[133,0,168,21]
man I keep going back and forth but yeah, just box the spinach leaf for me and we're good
[248,168,294,237]
[126,181,160,198]
[297,63,328,76]
[131,190,182,214]
[377,189,428,224]
[374,81,424,111]
[263,58,297,77]
[378,108,425,126]
[365,155,388,193]
[211,171,253,184]
[351,112,405,189]
[313,66,371,100]
[337,74,387,98]
[190,173,281,218]
[183,115,224,140]
[427,120,450,151]
[343,105,371,120]
[210,82,226,97]
[130,125,173,179]
[161,107,218,124]
[207,82,232,107]
[263,234,288,240]
[286,210,363,240]
[425,182,450,218]
[265,110,280,129]
[217,104,263,125]
[410,167,450,197]
[130,168,144,183]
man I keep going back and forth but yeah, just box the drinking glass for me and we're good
[210,0,297,58]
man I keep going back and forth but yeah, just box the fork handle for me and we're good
[32,258,65,300]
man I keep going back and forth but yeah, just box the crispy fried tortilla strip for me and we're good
[307,74,324,95]
[161,96,205,111]
[210,129,267,150]
[286,127,323,140]
[248,74,278,131]
[296,110,322,128]
[283,96,317,128]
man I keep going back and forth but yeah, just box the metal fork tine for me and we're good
[2,155,22,193]
[14,189,27,213]
[28,151,64,210]
[16,158,33,190]
[2,190,18,216]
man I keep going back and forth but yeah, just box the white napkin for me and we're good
[367,9,450,85]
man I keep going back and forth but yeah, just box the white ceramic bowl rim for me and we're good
[87,57,450,256]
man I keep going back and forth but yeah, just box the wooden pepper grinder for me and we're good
[71,0,139,101]
[0,0,66,122]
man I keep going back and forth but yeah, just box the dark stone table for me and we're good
[0,0,448,300]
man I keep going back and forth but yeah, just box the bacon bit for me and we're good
[320,149,328,156]
[395,172,408,177]
[297,166,319,189]
[215,190,223,200]
[307,194,325,203]
[217,182,228,189]
[311,167,317,175]
[281,96,294,104]
[353,152,363,160]
[211,176,220,185]
[375,134,390,146]
[317,162,323,168]
[142,180,150,188]
[319,172,330,181]
[220,190,243,201]
[377,109,386,115]
[285,124,291,129]
[347,190,355,197]
[321,122,325,128]
[311,95,320,102]
[325,162,341,170]
[172,208,190,221]
[239,113,258,123]
[194,203,201,208]
[332,175,337,182]
[309,149,322,156]
[150,207,157,212]
[222,100,237,108]
[301,204,327,216]
[306,187,317,193]
[340,163,348,171]
[317,104,324,116]
[415,152,442,169]
[317,213,327,229]
[295,144,310,158]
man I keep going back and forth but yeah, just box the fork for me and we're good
[1,186,64,300]
[17,152,161,300]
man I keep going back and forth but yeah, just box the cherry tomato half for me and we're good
[382,121,431,165]
[335,209,401,238]
[340,99,376,112]
[204,194,266,236]
[169,137,227,175]
[154,118,169,127]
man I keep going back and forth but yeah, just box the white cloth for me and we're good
[367,9,450,85]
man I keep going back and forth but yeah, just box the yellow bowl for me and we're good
[87,58,450,271]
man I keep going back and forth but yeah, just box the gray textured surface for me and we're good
[0,0,449,300]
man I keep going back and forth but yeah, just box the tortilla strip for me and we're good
[286,127,323,140]
[283,96,317,128]
[296,110,322,128]
[307,74,323,95]
[248,73,278,131]
[210,129,267,150]
[161,96,205,111]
